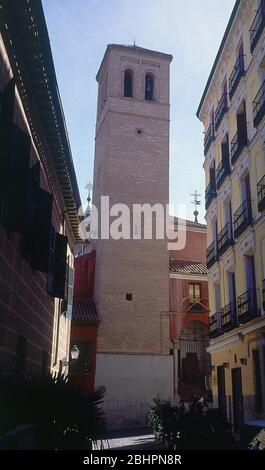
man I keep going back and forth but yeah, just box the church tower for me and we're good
[92,44,173,426]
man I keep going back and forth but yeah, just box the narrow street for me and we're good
[100,428,165,450]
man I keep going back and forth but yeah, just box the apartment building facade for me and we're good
[0,1,81,375]
[197,0,265,430]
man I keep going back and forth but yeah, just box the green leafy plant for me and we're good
[148,397,236,450]
[0,370,106,449]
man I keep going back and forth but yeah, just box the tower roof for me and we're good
[96,43,173,81]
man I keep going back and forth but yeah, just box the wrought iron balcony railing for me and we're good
[216,159,230,190]
[217,223,234,257]
[230,129,247,166]
[250,3,265,53]
[209,312,221,339]
[229,55,245,100]
[206,240,218,269]
[204,123,215,156]
[237,289,260,324]
[215,94,228,131]
[257,174,265,212]
[253,80,265,128]
[221,302,237,333]
[262,279,265,310]
[205,181,217,210]
[234,199,252,238]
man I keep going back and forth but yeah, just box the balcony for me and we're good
[262,279,265,310]
[204,123,214,156]
[209,312,220,339]
[215,94,228,131]
[237,289,259,324]
[253,80,265,128]
[234,199,252,238]
[221,302,237,333]
[229,55,244,100]
[217,223,234,257]
[257,175,265,212]
[206,240,218,269]
[230,130,247,166]
[205,181,217,210]
[216,159,230,190]
[250,3,265,53]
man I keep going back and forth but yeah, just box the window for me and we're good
[189,284,201,302]
[124,69,133,98]
[126,293,133,301]
[145,73,154,101]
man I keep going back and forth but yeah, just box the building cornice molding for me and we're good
[208,315,265,353]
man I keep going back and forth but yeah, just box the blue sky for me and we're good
[42,0,235,222]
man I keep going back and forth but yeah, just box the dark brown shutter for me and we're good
[221,141,229,168]
[0,88,3,119]
[52,233,68,299]
[23,161,41,258]
[6,125,31,235]
[30,188,53,272]
[47,224,56,294]
[30,161,41,195]
[1,78,16,125]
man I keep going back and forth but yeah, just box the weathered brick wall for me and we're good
[0,35,72,374]
[93,47,171,355]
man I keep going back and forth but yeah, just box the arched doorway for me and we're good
[178,321,211,398]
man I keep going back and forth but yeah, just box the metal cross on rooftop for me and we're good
[191,190,201,223]
[85,182,93,202]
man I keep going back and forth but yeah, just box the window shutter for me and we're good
[52,233,68,298]
[1,78,16,125]
[221,141,229,168]
[0,79,16,214]
[66,265,74,318]
[6,125,31,235]
[0,88,3,119]
[47,225,56,294]
[30,188,53,272]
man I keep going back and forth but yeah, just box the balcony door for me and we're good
[244,255,256,294]
[253,349,263,413]
[221,134,229,168]
[227,271,236,305]
[209,161,216,189]
[217,365,226,417]
[232,367,244,432]
[214,282,221,313]
[236,100,247,147]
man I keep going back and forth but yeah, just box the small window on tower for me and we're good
[145,73,154,101]
[126,293,133,301]
[124,69,133,98]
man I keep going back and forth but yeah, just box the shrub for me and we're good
[0,370,106,449]
[148,397,236,450]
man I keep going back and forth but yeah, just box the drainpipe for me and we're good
[172,339,180,403]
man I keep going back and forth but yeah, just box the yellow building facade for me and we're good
[197,0,265,430]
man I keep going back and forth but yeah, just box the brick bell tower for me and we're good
[92,44,173,426]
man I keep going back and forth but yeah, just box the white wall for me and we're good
[95,353,173,428]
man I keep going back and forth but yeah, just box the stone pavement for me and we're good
[100,427,165,450]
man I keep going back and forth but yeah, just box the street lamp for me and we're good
[70,344,80,361]
[62,345,80,366]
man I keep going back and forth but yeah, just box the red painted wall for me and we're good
[73,251,96,299]
[169,229,207,262]
[70,324,98,391]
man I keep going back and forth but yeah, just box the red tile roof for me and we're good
[72,299,99,323]
[169,258,207,275]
